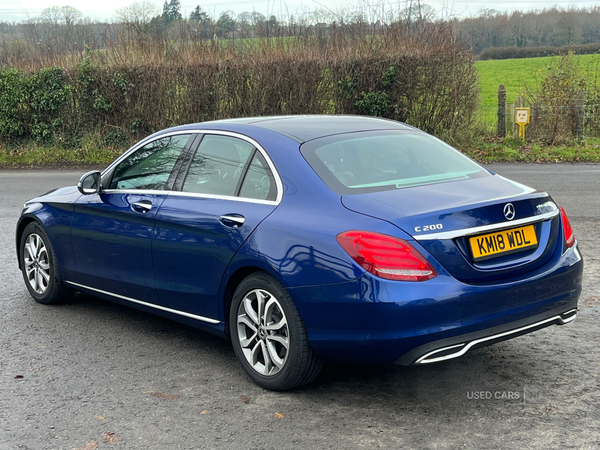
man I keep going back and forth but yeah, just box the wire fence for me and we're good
[479,101,600,142]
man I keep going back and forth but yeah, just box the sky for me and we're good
[1,0,600,23]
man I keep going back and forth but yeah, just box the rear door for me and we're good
[69,133,195,302]
[152,133,280,321]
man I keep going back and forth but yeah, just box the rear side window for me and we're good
[239,152,277,201]
[301,131,488,194]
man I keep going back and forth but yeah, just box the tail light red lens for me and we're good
[559,206,575,248]
[336,230,437,282]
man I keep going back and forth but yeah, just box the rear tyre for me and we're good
[19,222,74,305]
[229,272,323,391]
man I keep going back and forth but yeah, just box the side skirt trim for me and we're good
[65,281,221,325]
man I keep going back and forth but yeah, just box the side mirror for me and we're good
[77,170,102,195]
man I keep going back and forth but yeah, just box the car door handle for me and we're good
[219,214,245,227]
[132,200,153,213]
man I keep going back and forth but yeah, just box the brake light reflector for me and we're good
[560,206,575,248]
[336,230,437,282]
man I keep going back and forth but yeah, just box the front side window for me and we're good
[301,131,489,195]
[182,135,254,196]
[109,134,191,190]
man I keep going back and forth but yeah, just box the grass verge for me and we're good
[0,142,123,169]
[461,137,600,164]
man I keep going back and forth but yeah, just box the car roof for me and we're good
[201,115,415,143]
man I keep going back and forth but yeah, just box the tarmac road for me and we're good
[488,163,600,221]
[0,165,598,450]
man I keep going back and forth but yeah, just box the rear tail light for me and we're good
[559,206,575,248]
[336,230,437,282]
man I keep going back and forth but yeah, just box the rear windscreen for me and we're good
[301,130,489,195]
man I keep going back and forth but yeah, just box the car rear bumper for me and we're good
[395,305,577,365]
[288,245,583,365]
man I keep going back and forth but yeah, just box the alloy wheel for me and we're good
[23,233,51,295]
[236,288,290,376]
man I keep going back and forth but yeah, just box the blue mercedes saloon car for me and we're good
[16,116,583,390]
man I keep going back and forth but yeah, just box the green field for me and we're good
[475,54,599,128]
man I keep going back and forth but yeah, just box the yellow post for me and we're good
[515,107,530,141]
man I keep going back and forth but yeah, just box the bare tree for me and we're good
[399,0,435,26]
[40,6,82,26]
[61,6,82,26]
[114,1,158,36]
[40,6,63,26]
[237,11,252,36]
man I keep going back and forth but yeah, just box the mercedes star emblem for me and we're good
[504,203,516,220]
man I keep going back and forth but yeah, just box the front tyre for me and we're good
[230,272,322,391]
[19,222,73,305]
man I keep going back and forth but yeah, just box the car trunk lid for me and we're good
[341,174,561,283]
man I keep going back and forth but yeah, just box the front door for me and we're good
[69,133,194,302]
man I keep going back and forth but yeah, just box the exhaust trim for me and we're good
[415,309,577,364]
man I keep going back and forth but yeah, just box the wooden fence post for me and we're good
[511,95,526,137]
[574,90,584,139]
[497,84,506,137]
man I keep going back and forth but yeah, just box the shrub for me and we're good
[479,43,600,60]
[0,68,27,138]
[28,66,72,142]
[524,52,599,143]
[0,22,480,148]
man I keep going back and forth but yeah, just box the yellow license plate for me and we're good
[470,225,538,261]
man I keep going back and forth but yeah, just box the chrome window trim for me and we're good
[101,129,283,204]
[416,310,577,364]
[170,191,278,206]
[65,281,221,324]
[101,189,279,206]
[413,209,559,241]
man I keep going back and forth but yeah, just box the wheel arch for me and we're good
[15,215,44,270]
[220,264,289,340]
[225,267,323,389]
[221,266,264,340]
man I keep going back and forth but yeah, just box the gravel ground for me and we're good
[576,219,600,308]
[0,168,598,450]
